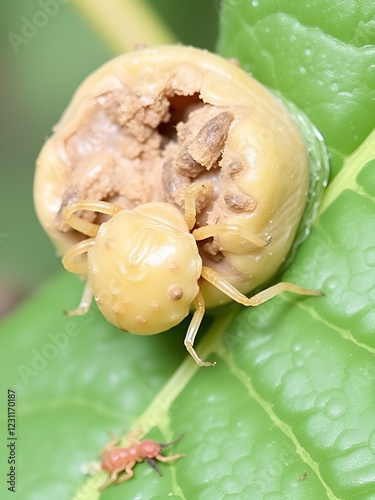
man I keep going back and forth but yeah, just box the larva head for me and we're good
[87,202,202,335]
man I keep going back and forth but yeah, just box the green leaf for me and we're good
[1,1,375,499]
[1,136,375,499]
[217,0,375,178]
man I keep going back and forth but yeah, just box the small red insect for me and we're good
[98,433,184,490]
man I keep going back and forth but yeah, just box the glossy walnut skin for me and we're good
[34,45,309,308]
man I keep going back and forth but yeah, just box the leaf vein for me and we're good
[214,342,340,500]
[292,299,375,355]
[70,313,235,499]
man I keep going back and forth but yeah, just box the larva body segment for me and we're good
[89,203,201,334]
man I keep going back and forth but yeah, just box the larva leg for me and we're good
[62,238,95,275]
[193,223,270,248]
[64,281,93,317]
[201,266,322,306]
[62,238,94,316]
[62,200,123,237]
[156,453,185,463]
[184,291,215,367]
[184,183,211,230]
[115,462,136,484]
[98,468,122,491]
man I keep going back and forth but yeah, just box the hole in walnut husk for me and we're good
[54,71,256,277]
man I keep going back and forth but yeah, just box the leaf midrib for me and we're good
[294,299,375,355]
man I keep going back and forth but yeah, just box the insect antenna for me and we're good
[159,434,184,449]
[145,457,162,476]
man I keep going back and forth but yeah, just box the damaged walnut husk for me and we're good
[34,45,329,309]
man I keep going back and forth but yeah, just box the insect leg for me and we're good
[201,266,322,306]
[184,291,215,367]
[64,281,93,317]
[63,200,123,237]
[193,223,270,248]
[61,238,95,316]
[115,461,136,484]
[62,238,94,275]
[98,468,122,491]
[184,183,211,230]
[155,453,185,463]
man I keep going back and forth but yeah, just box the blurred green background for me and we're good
[0,0,218,317]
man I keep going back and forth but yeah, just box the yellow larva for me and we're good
[34,45,325,366]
